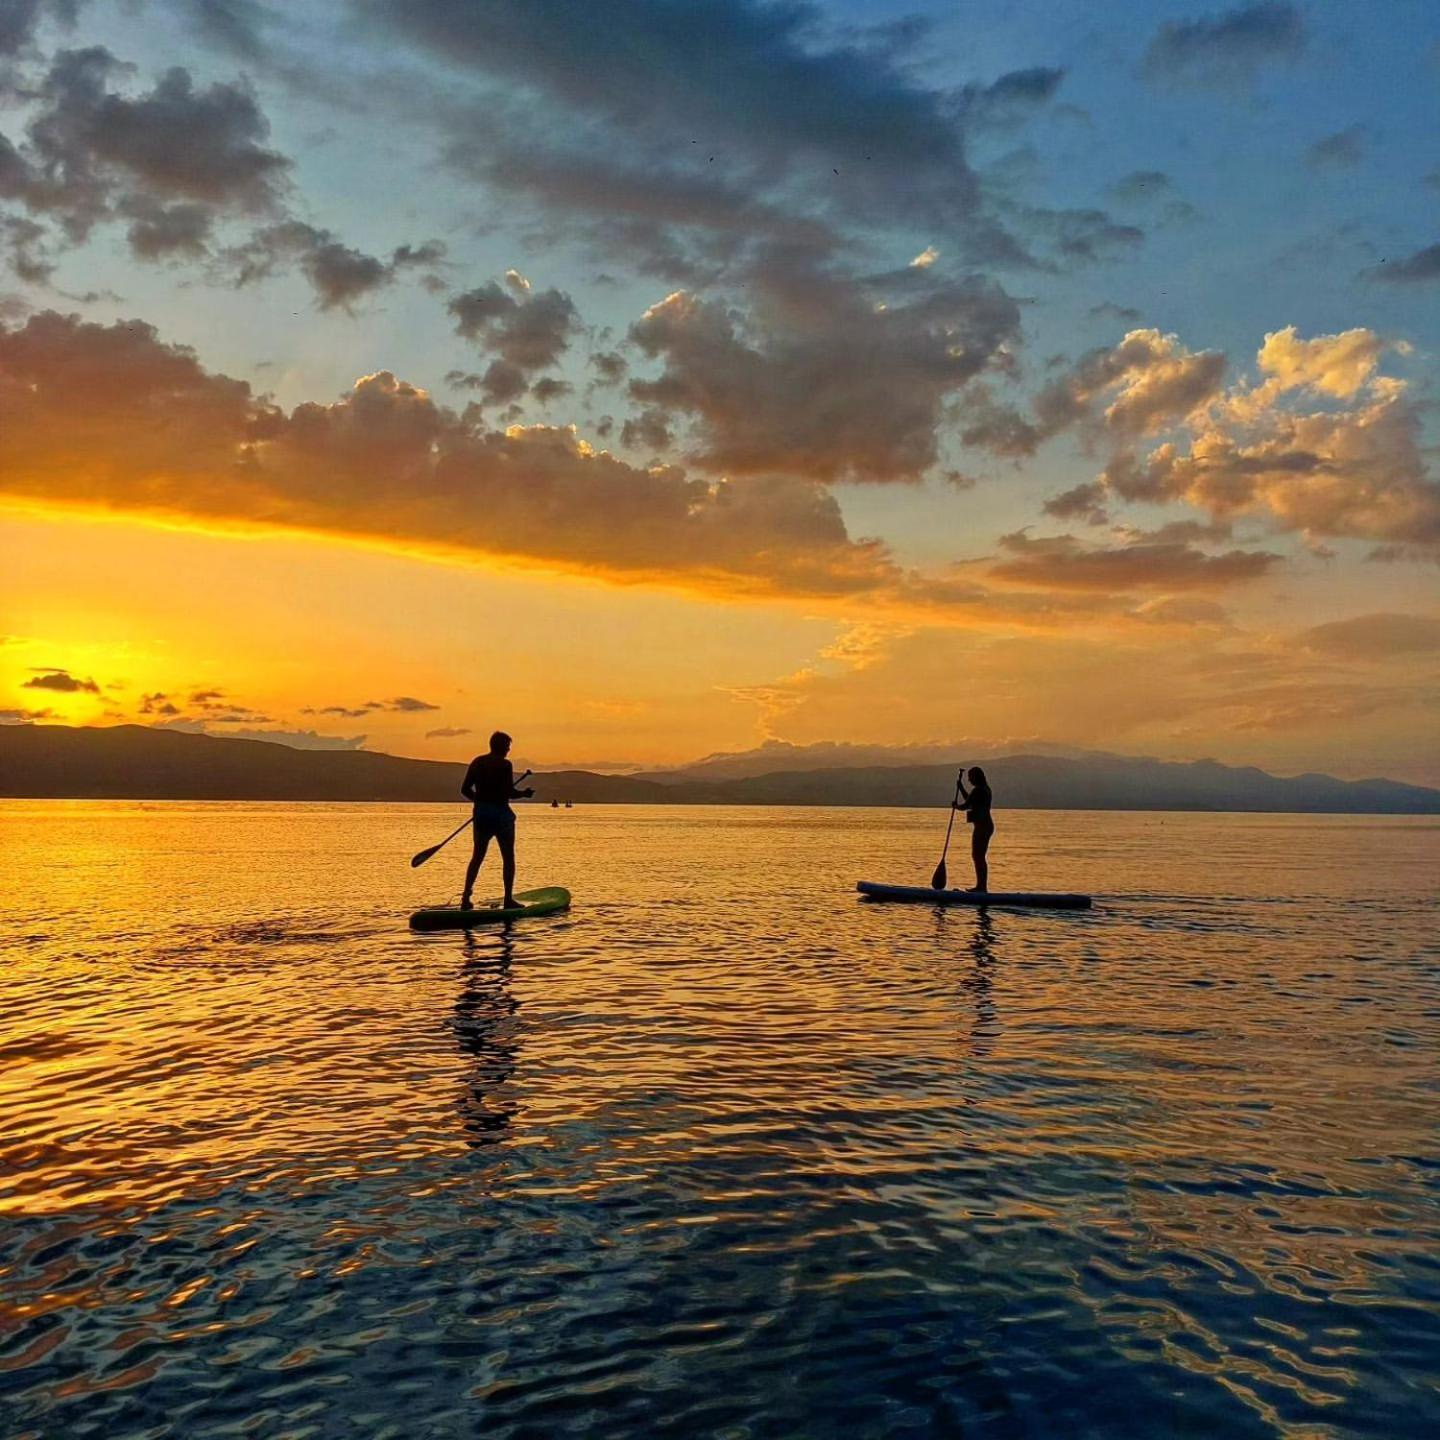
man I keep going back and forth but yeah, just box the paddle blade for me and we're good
[410,844,440,868]
[931,859,947,890]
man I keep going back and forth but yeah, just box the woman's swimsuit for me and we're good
[966,787,994,834]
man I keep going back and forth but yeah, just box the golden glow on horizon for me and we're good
[3,504,1439,783]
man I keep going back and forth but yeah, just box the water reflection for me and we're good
[960,911,1000,1057]
[1,804,1436,1440]
[450,929,521,1148]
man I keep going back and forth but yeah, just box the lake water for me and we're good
[2,801,1437,1438]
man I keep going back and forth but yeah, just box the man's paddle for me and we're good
[931,768,965,890]
[410,769,531,868]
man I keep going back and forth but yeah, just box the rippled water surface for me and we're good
[2,801,1437,1438]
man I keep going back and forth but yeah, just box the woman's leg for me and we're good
[462,828,490,905]
[972,826,991,892]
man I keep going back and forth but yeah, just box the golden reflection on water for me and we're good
[1,802,1437,1437]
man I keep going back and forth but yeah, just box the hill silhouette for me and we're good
[2,724,1438,813]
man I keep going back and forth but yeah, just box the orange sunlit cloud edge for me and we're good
[4,310,1433,622]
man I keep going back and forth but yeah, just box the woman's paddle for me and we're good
[410,770,531,868]
[931,768,965,890]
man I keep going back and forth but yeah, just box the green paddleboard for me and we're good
[409,887,571,931]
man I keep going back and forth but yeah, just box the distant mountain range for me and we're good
[629,737,1099,784]
[2,723,1438,813]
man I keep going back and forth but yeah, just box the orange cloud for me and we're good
[2,310,1266,634]
[0,310,905,603]
[1039,326,1440,553]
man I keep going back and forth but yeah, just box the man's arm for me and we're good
[461,759,478,801]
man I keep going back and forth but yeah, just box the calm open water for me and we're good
[1,802,1437,1439]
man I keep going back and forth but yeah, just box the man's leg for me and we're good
[462,828,490,906]
[498,831,517,907]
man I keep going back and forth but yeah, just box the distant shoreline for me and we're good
[3,725,1438,814]
[3,795,1437,818]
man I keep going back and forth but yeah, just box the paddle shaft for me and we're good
[931,769,965,889]
[410,769,531,867]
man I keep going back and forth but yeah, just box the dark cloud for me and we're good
[627,251,1020,482]
[448,277,578,372]
[1,706,57,721]
[0,214,55,283]
[374,696,439,712]
[589,350,627,385]
[1043,482,1109,525]
[620,408,672,453]
[1298,613,1440,659]
[305,696,439,715]
[990,197,1143,267]
[140,691,180,715]
[357,1,1093,289]
[1306,125,1366,170]
[476,357,527,405]
[1124,519,1235,546]
[227,223,443,310]
[990,530,1281,591]
[0,43,440,305]
[959,66,1066,130]
[959,386,1043,458]
[175,0,274,63]
[1144,2,1305,88]
[24,667,98,692]
[531,376,572,405]
[0,0,44,56]
[1363,242,1440,284]
[9,50,290,229]
[1058,213,1143,265]
[0,0,83,58]
[1089,301,1142,323]
[120,196,213,259]
[426,725,471,738]
[366,0,983,233]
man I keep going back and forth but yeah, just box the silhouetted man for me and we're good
[460,731,534,909]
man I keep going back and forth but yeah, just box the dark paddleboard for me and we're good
[410,886,571,930]
[857,881,1091,910]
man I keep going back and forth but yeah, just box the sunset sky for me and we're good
[1,0,1437,783]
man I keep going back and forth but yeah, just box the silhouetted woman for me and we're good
[954,767,994,892]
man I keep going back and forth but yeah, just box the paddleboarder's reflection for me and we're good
[958,910,1000,1058]
[450,929,521,1148]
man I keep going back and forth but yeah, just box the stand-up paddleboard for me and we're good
[857,881,1090,910]
[410,887,571,930]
